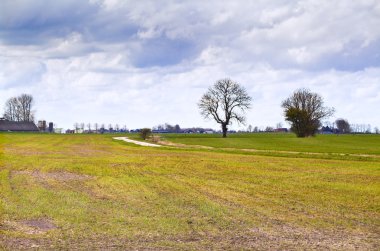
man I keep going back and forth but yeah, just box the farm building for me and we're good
[0,118,39,132]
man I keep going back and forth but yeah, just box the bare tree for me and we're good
[86,123,91,133]
[282,88,334,137]
[94,123,99,133]
[3,94,35,122]
[174,124,181,133]
[335,119,350,134]
[265,126,274,132]
[366,124,371,134]
[198,78,252,137]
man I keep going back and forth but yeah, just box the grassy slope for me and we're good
[160,133,380,155]
[0,133,379,250]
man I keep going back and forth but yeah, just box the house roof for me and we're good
[0,120,39,132]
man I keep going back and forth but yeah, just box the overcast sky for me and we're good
[1,0,379,130]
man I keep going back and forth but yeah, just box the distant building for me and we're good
[48,122,54,133]
[320,126,335,134]
[37,120,47,131]
[0,119,39,132]
[274,128,288,132]
[203,130,214,134]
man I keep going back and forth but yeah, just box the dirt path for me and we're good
[113,137,161,147]
[114,136,380,159]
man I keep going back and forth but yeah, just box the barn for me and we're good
[0,119,39,132]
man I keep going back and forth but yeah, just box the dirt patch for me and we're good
[22,219,57,233]
[243,224,379,250]
[1,225,378,250]
[12,170,92,182]
[2,218,57,235]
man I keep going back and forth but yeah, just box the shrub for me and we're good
[139,128,152,140]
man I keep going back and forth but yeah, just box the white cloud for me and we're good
[0,0,379,130]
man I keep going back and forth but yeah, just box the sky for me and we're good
[0,0,379,131]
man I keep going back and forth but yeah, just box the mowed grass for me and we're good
[0,133,379,250]
[160,132,380,155]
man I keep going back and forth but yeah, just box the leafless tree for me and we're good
[87,123,91,133]
[265,126,274,132]
[3,94,35,122]
[282,88,334,137]
[94,123,99,133]
[335,119,350,134]
[366,124,371,134]
[198,78,252,137]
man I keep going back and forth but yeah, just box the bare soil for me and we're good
[12,170,92,182]
[1,218,57,235]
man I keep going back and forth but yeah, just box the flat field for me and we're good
[0,133,379,250]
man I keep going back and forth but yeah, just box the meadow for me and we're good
[0,133,379,250]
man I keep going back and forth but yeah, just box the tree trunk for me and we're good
[222,123,228,138]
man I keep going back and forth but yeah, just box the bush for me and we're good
[139,128,152,140]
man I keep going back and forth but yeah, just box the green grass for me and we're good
[0,133,379,249]
[160,133,380,155]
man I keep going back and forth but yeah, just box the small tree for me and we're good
[282,88,334,137]
[198,78,252,137]
[140,128,152,140]
[174,124,181,133]
[74,122,79,133]
[86,123,91,133]
[335,119,350,134]
[265,126,274,132]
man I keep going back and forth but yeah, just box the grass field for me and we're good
[158,133,380,155]
[0,133,379,250]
